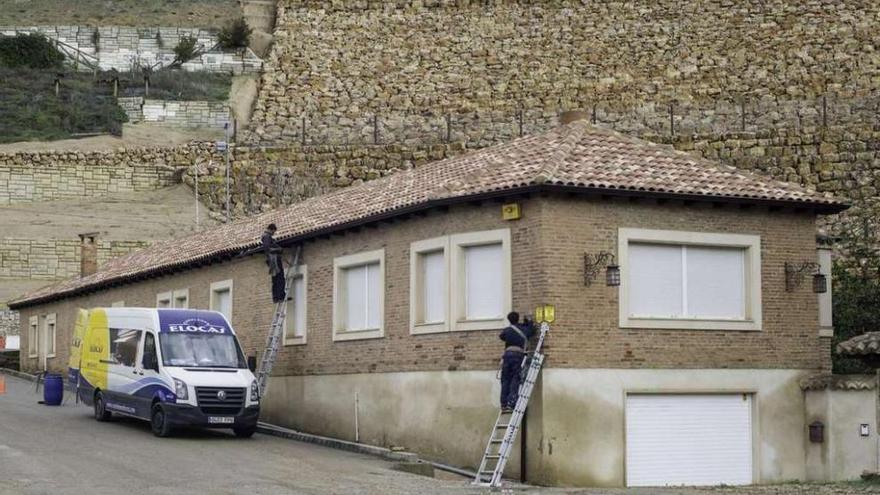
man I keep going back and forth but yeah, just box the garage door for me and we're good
[625,394,753,487]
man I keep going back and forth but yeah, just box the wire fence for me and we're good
[247,92,880,147]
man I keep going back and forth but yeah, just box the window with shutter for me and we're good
[619,229,761,331]
[283,267,308,345]
[210,280,234,321]
[333,249,385,341]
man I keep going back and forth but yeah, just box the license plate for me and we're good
[208,416,234,424]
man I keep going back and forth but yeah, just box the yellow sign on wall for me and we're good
[534,304,556,323]
[502,203,521,220]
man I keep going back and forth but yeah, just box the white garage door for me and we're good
[625,394,753,487]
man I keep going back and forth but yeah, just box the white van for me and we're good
[70,307,260,437]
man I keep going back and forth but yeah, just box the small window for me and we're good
[45,313,57,358]
[108,328,142,368]
[28,315,38,358]
[818,247,833,337]
[284,266,307,345]
[210,280,234,320]
[173,289,189,309]
[410,237,448,334]
[450,229,511,332]
[333,249,385,341]
[619,228,762,331]
[156,291,172,308]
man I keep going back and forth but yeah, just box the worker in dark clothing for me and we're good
[498,311,536,412]
[261,223,286,303]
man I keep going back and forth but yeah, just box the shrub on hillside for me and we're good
[0,33,64,69]
[0,68,127,143]
[172,35,200,65]
[217,18,252,50]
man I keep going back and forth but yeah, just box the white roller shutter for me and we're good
[625,394,753,487]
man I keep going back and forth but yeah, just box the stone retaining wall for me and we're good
[0,311,18,337]
[0,239,148,281]
[120,97,230,129]
[0,26,262,74]
[248,0,880,143]
[0,144,220,205]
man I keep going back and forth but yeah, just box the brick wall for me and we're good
[16,196,828,376]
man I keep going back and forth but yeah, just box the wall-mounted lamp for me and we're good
[585,251,620,287]
[785,261,826,293]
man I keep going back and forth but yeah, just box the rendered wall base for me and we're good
[263,368,812,487]
[805,381,878,481]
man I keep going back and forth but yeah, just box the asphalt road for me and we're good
[0,375,479,495]
[2,375,876,495]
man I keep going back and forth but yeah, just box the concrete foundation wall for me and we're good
[262,368,812,487]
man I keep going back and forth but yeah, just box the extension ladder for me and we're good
[255,245,302,397]
[474,320,551,487]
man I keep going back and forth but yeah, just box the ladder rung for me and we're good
[485,455,501,459]
[495,424,509,428]
[490,439,503,443]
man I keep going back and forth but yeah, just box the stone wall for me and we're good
[183,142,468,216]
[0,239,148,281]
[0,26,262,74]
[120,97,230,129]
[0,310,18,337]
[0,144,220,205]
[248,0,879,142]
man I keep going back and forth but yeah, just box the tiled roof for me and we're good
[800,373,876,391]
[837,332,880,356]
[9,120,847,308]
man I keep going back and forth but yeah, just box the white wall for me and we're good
[805,382,878,480]
[262,368,814,487]
[5,335,19,350]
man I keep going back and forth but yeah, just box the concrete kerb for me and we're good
[1,368,78,394]
[256,421,419,462]
[0,367,37,382]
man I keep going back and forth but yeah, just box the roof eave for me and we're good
[7,184,847,310]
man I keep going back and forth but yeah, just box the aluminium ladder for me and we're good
[256,245,302,397]
[474,320,551,487]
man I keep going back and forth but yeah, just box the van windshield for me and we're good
[159,333,246,368]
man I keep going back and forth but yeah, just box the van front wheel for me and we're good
[150,404,173,438]
[94,392,112,422]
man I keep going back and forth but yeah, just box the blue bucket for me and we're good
[43,374,63,406]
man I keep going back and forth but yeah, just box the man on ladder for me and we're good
[475,306,552,487]
[261,223,287,303]
[498,312,536,412]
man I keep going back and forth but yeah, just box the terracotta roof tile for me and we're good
[837,332,880,356]
[9,121,847,308]
[799,373,876,391]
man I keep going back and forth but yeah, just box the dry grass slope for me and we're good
[0,0,240,28]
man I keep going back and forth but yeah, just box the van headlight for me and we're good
[173,378,188,400]
[250,380,260,402]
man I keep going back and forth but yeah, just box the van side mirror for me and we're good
[247,355,257,372]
